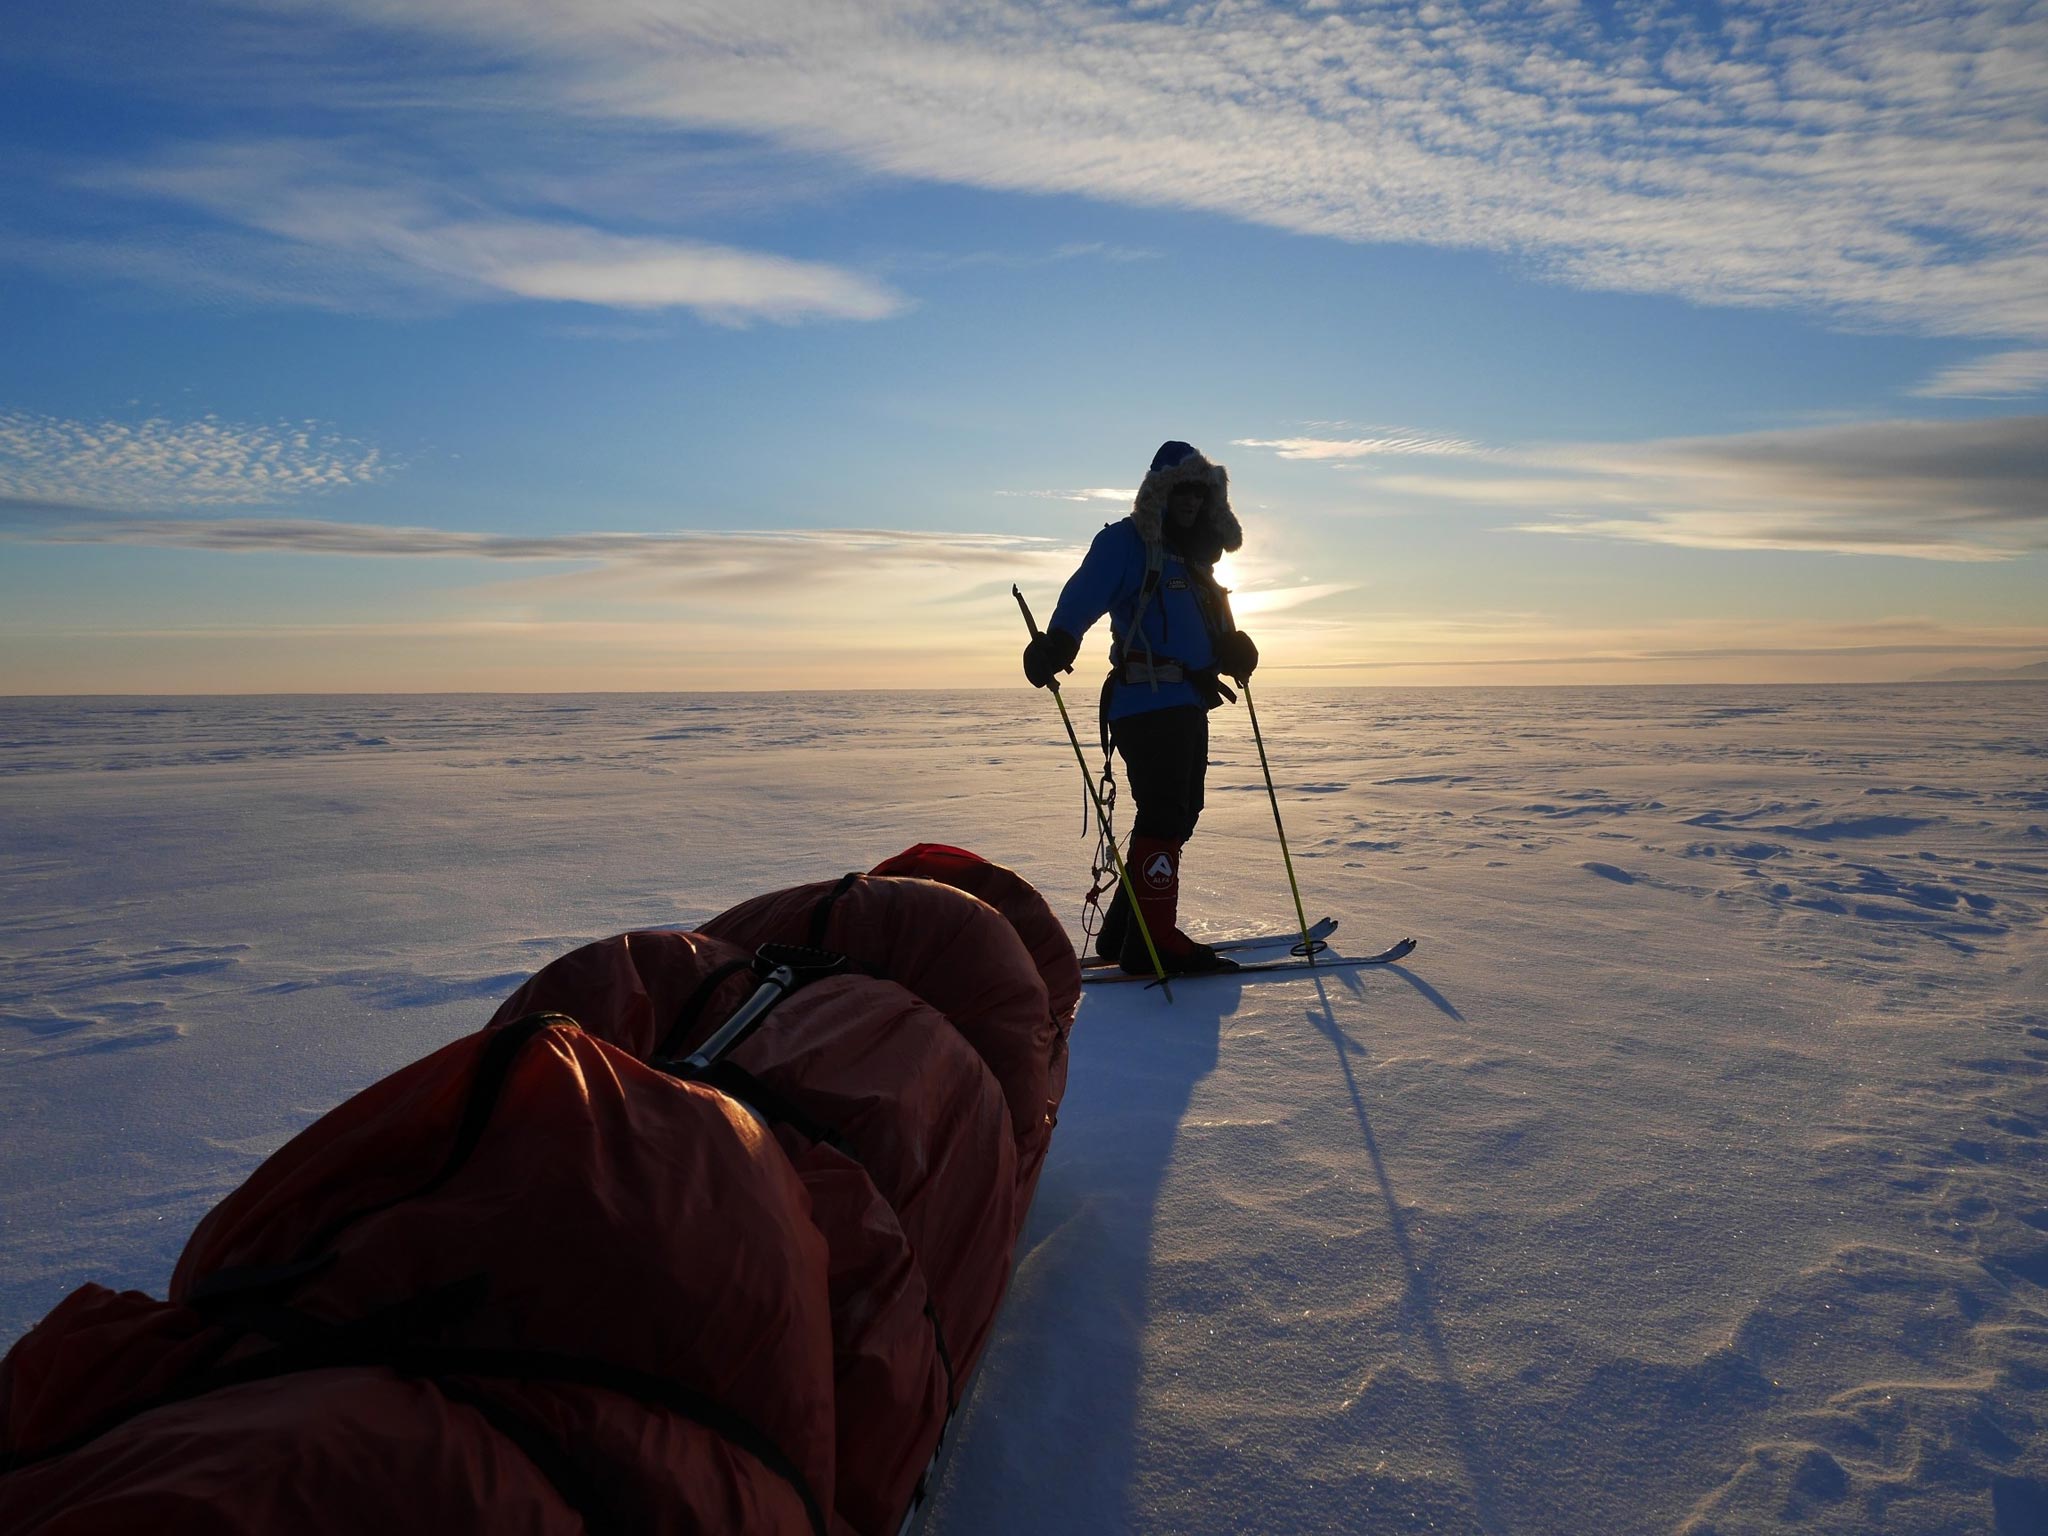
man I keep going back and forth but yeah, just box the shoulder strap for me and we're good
[1186,561,1233,641]
[1110,537,1167,678]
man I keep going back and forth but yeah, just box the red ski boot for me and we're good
[1118,836,1240,976]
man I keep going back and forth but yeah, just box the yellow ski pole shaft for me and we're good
[1211,580,1319,963]
[1012,585,1172,997]
[1242,680,1319,961]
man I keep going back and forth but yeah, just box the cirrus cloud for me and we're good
[0,509,1085,600]
[207,0,2048,343]
[999,487,1138,504]
[1234,432,1488,461]
[1911,348,2048,400]
[1357,413,2048,562]
[79,139,905,323]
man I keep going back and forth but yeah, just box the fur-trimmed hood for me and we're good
[1132,441,1242,554]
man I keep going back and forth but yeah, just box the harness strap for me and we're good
[1110,538,1168,691]
[656,1056,855,1158]
[1190,561,1233,639]
[1112,535,1235,695]
[657,959,758,1062]
[1119,655,1186,685]
[808,871,861,948]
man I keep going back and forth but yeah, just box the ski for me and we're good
[1079,915,1339,969]
[1081,936,1416,986]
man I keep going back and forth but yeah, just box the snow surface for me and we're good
[3,687,2046,1535]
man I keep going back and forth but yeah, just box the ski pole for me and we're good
[1213,575,1321,964]
[1240,679,1321,960]
[1013,585,1172,996]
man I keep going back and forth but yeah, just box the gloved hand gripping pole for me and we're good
[1013,585,1172,997]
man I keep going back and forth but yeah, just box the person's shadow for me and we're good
[923,962,1502,1534]
[920,978,1227,1531]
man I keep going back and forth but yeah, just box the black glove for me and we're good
[1214,629,1259,684]
[1192,667,1238,710]
[1022,627,1080,689]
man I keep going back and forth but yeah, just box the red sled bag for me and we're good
[486,925,1018,1534]
[863,844,1080,1206]
[868,843,1082,1026]
[1,850,1077,1536]
[2,1017,837,1535]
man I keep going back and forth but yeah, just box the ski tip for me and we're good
[1359,936,1417,964]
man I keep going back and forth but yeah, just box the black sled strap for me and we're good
[808,871,860,948]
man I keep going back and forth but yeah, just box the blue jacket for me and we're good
[1050,519,1221,721]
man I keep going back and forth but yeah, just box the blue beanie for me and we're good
[1150,440,1199,473]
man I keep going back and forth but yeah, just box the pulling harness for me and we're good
[1080,530,1235,943]
[1096,532,1235,748]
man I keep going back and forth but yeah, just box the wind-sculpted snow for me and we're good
[0,937,243,1058]
[3,685,2045,1534]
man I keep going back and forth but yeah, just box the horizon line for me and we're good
[6,679,2046,701]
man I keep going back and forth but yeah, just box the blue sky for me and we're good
[2,0,2044,690]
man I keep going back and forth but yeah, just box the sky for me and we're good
[1,0,2045,691]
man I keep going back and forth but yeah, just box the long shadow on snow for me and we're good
[923,974,1225,1534]
[1384,961,1464,1022]
[1305,972,1509,1535]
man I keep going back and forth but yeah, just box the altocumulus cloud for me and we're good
[1355,414,2048,562]
[0,410,389,510]
[213,0,2048,353]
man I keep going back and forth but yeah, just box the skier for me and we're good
[1022,440,1260,975]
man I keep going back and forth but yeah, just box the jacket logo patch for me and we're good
[1165,577,1188,590]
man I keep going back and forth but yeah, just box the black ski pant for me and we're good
[1095,704,1209,955]
[1111,703,1209,844]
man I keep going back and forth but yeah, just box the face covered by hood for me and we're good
[1132,440,1243,568]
